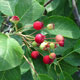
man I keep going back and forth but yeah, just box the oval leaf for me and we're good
[0,33,24,71]
[43,16,80,39]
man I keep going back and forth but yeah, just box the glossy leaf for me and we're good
[43,16,80,39]
[15,0,44,26]
[39,74,53,80]
[0,66,21,80]
[0,33,24,71]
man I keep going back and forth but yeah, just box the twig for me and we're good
[23,55,38,76]
[72,0,80,26]
[44,0,53,15]
[44,0,53,7]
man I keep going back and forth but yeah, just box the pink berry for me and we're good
[43,55,54,64]
[49,53,56,59]
[35,34,45,44]
[58,40,64,47]
[31,51,39,59]
[33,21,44,30]
[55,35,64,42]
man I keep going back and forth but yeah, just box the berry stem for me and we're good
[45,38,55,40]
[29,30,38,36]
[23,55,38,76]
[14,24,18,32]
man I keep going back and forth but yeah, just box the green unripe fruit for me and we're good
[47,23,55,30]
[50,42,55,49]
[32,41,37,47]
[40,42,48,50]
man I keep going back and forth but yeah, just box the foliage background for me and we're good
[0,0,80,80]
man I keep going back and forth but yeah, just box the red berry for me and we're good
[55,44,57,48]
[35,34,45,44]
[33,21,44,30]
[10,16,19,24]
[31,51,39,59]
[43,55,54,64]
[55,35,64,42]
[12,16,19,21]
[49,53,56,59]
[58,40,64,47]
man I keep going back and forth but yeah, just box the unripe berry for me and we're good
[49,53,56,59]
[35,34,45,44]
[58,40,64,47]
[31,51,39,59]
[33,21,44,30]
[55,35,64,42]
[43,55,54,64]
[40,42,49,50]
[32,41,37,47]
[50,42,55,49]
[10,16,19,24]
[47,23,55,30]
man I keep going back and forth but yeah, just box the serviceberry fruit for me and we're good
[55,35,64,42]
[55,44,57,48]
[32,41,38,47]
[49,53,56,59]
[35,34,45,44]
[10,16,19,24]
[43,55,54,64]
[31,51,39,59]
[33,21,44,30]
[58,40,64,47]
[50,42,55,49]
[47,23,55,30]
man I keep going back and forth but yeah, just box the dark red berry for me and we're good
[58,40,64,47]
[33,21,44,30]
[43,55,54,64]
[35,34,45,44]
[55,44,57,48]
[55,35,64,42]
[31,51,39,59]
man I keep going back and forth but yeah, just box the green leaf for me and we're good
[0,33,24,71]
[21,70,33,80]
[39,74,53,80]
[64,52,80,66]
[48,64,58,80]
[43,16,80,39]
[11,34,23,45]
[15,0,44,26]
[55,38,77,55]
[32,55,48,74]
[45,0,60,12]
[74,40,80,53]
[20,60,30,75]
[59,72,73,80]
[59,60,78,75]
[0,66,21,80]
[0,0,18,16]
[63,48,80,66]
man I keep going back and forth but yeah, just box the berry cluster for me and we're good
[10,16,64,64]
[31,21,65,64]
